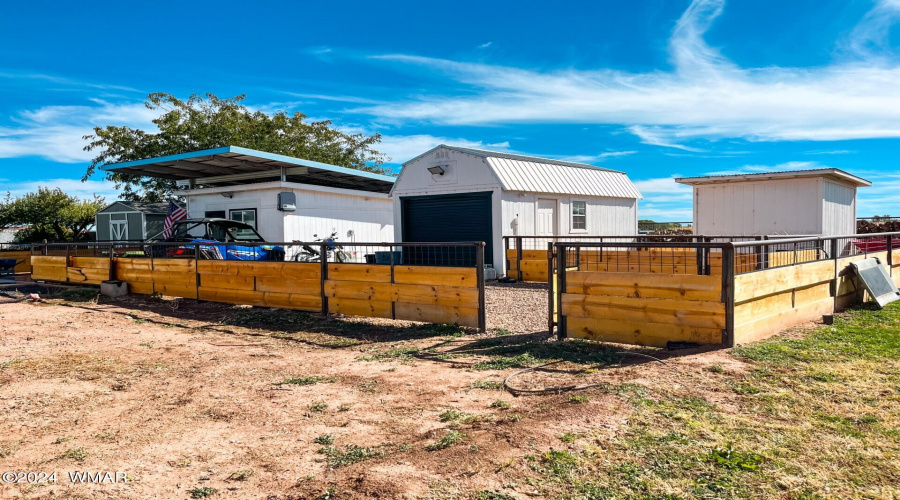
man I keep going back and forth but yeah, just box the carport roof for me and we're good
[101,146,396,193]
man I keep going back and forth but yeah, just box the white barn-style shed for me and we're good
[675,169,871,236]
[391,145,642,269]
[102,146,395,244]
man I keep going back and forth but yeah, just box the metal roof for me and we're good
[675,168,872,187]
[101,146,395,193]
[402,145,641,199]
[97,201,171,214]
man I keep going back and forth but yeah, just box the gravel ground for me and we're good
[485,281,549,334]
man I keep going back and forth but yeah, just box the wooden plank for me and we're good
[565,272,722,301]
[114,258,153,271]
[734,259,834,302]
[394,283,480,307]
[325,280,395,301]
[520,250,546,260]
[150,271,197,286]
[261,292,321,311]
[734,297,834,345]
[394,302,479,328]
[70,257,110,270]
[32,266,68,282]
[328,263,391,282]
[66,267,109,284]
[127,281,154,295]
[734,290,793,326]
[794,282,832,307]
[256,276,321,295]
[561,293,726,329]
[519,260,549,282]
[328,298,392,318]
[393,266,478,287]
[199,287,266,306]
[199,273,255,291]
[151,259,196,272]
[154,282,196,298]
[566,316,721,348]
[116,269,153,283]
[31,256,66,267]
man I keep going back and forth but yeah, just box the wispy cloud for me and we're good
[552,151,637,163]
[704,161,822,176]
[478,42,493,49]
[352,0,900,148]
[376,134,510,163]
[804,149,855,155]
[2,178,118,200]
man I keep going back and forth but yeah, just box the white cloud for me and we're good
[0,100,157,164]
[354,0,900,147]
[2,178,119,201]
[375,134,510,163]
[552,151,637,163]
[478,42,493,49]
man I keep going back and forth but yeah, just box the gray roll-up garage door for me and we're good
[401,191,493,266]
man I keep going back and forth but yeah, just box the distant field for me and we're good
[0,289,897,499]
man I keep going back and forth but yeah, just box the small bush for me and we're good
[308,403,328,412]
[708,445,764,471]
[490,399,511,409]
[568,394,589,404]
[426,430,465,451]
[189,486,217,498]
[314,434,335,445]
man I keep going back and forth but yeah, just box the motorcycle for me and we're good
[292,231,350,263]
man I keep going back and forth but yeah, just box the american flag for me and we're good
[161,201,187,238]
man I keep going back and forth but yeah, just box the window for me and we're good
[571,201,586,230]
[229,209,258,239]
[205,210,226,219]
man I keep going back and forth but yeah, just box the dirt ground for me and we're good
[0,286,741,499]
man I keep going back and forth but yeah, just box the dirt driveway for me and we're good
[0,288,734,499]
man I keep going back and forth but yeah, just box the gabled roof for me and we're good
[676,168,872,187]
[98,201,171,214]
[101,146,395,193]
[401,145,642,199]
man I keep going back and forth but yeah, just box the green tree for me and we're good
[3,188,105,242]
[82,93,389,201]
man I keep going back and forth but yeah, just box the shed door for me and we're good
[401,191,493,266]
[536,199,558,236]
[110,220,128,241]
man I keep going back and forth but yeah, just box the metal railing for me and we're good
[731,232,900,275]
[637,221,693,233]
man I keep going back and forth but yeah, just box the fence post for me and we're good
[108,243,115,281]
[194,246,200,301]
[64,244,70,283]
[320,243,329,317]
[390,244,396,320]
[888,235,894,275]
[722,244,735,347]
[41,239,48,256]
[516,236,523,281]
[754,236,763,271]
[557,243,567,340]
[547,242,555,335]
[476,242,486,332]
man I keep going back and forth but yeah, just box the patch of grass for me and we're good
[60,448,87,462]
[439,409,466,422]
[471,379,504,390]
[0,358,23,369]
[426,430,466,451]
[558,432,575,443]
[541,450,580,478]
[308,403,328,412]
[475,489,518,500]
[490,399,511,409]
[707,445,765,471]
[337,404,351,412]
[506,413,524,422]
[473,353,537,371]
[223,308,313,327]
[358,380,379,393]
[706,364,724,373]
[275,375,336,386]
[358,347,420,362]
[313,434,335,445]
[227,469,253,481]
[49,287,100,302]
[567,394,589,404]
[326,338,361,347]
[189,486,217,498]
[493,328,514,336]
[317,445,387,468]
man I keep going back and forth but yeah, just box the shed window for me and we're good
[229,209,258,239]
[571,201,586,230]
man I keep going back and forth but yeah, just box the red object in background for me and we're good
[852,238,900,253]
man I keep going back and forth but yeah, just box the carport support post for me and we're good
[476,242,486,332]
[721,244,735,347]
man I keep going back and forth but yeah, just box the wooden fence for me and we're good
[552,233,900,348]
[30,242,486,331]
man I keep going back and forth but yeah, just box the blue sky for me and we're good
[2,0,900,220]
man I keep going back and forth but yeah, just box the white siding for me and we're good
[693,178,824,236]
[185,182,393,244]
[392,148,505,267]
[822,180,857,236]
[501,192,637,236]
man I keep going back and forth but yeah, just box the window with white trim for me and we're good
[571,201,587,230]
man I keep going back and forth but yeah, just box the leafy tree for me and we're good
[2,188,105,242]
[83,93,389,201]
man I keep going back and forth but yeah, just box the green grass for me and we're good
[308,403,328,412]
[425,430,466,451]
[470,379,504,390]
[567,394,589,404]
[274,375,336,386]
[313,434,335,445]
[189,486,217,498]
[317,444,387,468]
[358,347,421,362]
[490,399,511,409]
[60,448,87,461]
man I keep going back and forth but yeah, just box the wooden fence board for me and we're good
[66,267,109,284]
[394,283,480,307]
[325,280,395,301]
[32,265,67,282]
[256,276,321,294]
[734,260,834,303]
[199,273,255,291]
[394,302,479,328]
[154,282,197,298]
[561,294,726,329]
[262,292,321,311]
[565,271,722,301]
[31,256,66,267]
[328,298,392,318]
[394,266,478,287]
[328,263,391,282]
[566,316,721,347]
[734,297,834,345]
[70,257,110,269]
